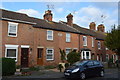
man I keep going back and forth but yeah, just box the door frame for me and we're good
[21,45,30,67]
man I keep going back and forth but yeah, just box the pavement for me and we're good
[1,68,120,80]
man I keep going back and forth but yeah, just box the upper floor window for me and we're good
[47,30,53,40]
[98,41,101,49]
[5,45,19,62]
[46,48,54,60]
[92,37,94,47]
[83,36,87,46]
[66,33,71,42]
[8,22,18,37]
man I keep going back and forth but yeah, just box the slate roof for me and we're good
[1,9,80,34]
[61,21,106,40]
[1,9,106,40]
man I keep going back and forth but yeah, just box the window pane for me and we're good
[7,49,16,57]
[9,25,16,33]
[94,61,100,65]
[47,55,52,59]
[86,52,89,59]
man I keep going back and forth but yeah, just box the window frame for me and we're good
[92,37,94,47]
[8,22,18,37]
[5,45,19,62]
[83,36,87,46]
[66,33,71,42]
[81,51,91,59]
[46,48,54,60]
[98,41,101,49]
[47,30,53,40]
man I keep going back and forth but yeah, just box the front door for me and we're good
[37,48,43,65]
[21,48,29,67]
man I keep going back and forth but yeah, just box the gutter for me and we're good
[2,17,36,25]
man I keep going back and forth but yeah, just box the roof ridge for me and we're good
[1,9,28,16]
[59,21,80,33]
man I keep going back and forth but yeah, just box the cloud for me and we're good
[55,8,63,13]
[16,9,41,18]
[72,6,118,32]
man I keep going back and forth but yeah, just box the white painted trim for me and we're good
[92,37,94,47]
[47,30,53,40]
[21,45,30,48]
[46,48,54,60]
[97,55,99,61]
[5,45,18,62]
[83,36,87,46]
[66,33,71,42]
[81,51,91,59]
[5,44,19,48]
[2,17,36,25]
[8,22,18,37]
[37,46,44,48]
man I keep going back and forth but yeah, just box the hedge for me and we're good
[2,58,16,76]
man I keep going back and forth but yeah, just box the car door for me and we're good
[93,61,101,75]
[84,61,94,77]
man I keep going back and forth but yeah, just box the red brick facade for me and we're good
[1,9,117,67]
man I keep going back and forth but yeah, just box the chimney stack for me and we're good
[66,13,73,26]
[97,24,105,32]
[43,10,53,21]
[89,22,96,30]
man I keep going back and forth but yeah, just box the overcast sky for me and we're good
[1,2,118,32]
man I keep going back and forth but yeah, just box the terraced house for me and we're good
[1,9,118,67]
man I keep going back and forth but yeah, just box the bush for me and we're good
[67,51,80,65]
[58,64,63,72]
[108,58,115,68]
[65,63,70,69]
[2,58,16,76]
[29,66,40,71]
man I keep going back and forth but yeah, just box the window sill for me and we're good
[47,39,54,41]
[46,59,54,61]
[8,35,17,37]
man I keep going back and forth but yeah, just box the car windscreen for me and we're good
[72,61,88,66]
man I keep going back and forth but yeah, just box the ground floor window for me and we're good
[65,48,72,59]
[5,45,18,61]
[97,54,99,61]
[81,51,91,59]
[106,54,109,62]
[46,48,54,60]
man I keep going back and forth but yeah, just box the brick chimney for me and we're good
[97,24,105,32]
[43,10,53,21]
[89,22,96,30]
[66,13,73,26]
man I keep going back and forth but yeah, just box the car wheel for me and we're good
[80,72,86,80]
[99,71,104,77]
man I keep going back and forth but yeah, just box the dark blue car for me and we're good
[64,60,104,79]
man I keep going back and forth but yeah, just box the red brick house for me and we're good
[1,9,118,67]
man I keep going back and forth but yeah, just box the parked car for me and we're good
[64,60,104,79]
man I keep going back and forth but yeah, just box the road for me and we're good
[1,68,120,80]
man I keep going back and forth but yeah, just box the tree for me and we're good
[59,48,66,63]
[104,25,120,58]
[67,50,80,65]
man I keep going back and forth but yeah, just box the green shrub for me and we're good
[65,63,70,68]
[58,64,63,72]
[2,58,16,76]
[67,51,80,65]
[29,66,40,71]
[44,65,56,69]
